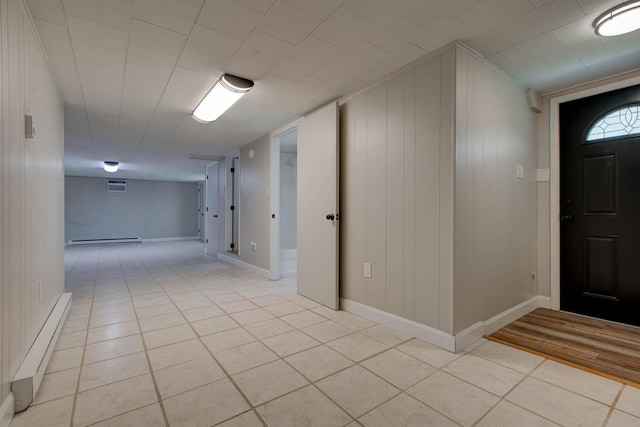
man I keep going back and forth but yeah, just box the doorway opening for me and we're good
[278,129,298,278]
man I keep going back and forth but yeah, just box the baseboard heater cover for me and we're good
[68,237,142,246]
[12,292,72,412]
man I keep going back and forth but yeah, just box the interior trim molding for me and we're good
[141,236,199,243]
[218,253,272,279]
[0,394,14,427]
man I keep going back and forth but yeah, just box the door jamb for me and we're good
[225,149,240,255]
[549,74,640,310]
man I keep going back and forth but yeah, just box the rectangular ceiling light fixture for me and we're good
[192,74,254,123]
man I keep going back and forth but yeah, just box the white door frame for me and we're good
[225,149,240,255]
[549,74,640,310]
[269,119,301,280]
[205,162,219,256]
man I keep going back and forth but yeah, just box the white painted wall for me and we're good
[1,0,65,414]
[279,152,297,251]
[64,176,198,242]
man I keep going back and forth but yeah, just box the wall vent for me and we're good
[107,179,127,192]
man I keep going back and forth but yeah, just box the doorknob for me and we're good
[561,214,573,223]
[326,214,335,221]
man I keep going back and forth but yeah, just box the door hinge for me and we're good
[230,167,235,173]
[206,175,208,179]
[230,205,235,211]
[230,243,235,249]
[206,239,208,243]
[206,207,209,211]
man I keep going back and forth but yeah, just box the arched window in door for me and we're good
[586,104,640,142]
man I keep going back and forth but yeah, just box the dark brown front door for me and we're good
[560,84,640,327]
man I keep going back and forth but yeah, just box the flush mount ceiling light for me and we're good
[594,0,640,36]
[103,161,119,173]
[192,74,254,123]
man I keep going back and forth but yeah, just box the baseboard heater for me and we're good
[68,237,142,246]
[12,292,72,412]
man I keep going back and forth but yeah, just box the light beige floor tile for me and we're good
[332,313,377,331]
[233,359,309,405]
[238,289,272,299]
[407,371,499,426]
[219,299,258,313]
[9,395,74,427]
[216,410,264,427]
[90,301,133,317]
[148,338,209,370]
[470,340,544,373]
[360,324,412,346]
[90,310,136,328]
[359,393,457,427]
[310,306,348,319]
[263,330,320,357]
[175,298,212,311]
[317,365,400,418]
[55,330,86,350]
[264,301,307,317]
[47,346,84,373]
[90,403,165,427]
[532,359,622,404]
[132,293,172,309]
[244,317,294,339]
[191,315,239,336]
[302,320,354,342]
[397,339,461,368]
[215,341,279,375]
[79,352,149,391]
[170,291,204,302]
[327,333,388,362]
[229,308,275,325]
[201,327,256,352]
[138,312,186,332]
[83,334,144,364]
[284,295,321,309]
[61,317,89,333]
[209,293,245,304]
[257,385,352,427]
[285,345,354,382]
[616,385,640,418]
[506,377,609,427]
[182,304,224,322]
[249,294,288,307]
[33,367,80,405]
[163,378,249,427]
[87,320,140,344]
[361,349,436,390]
[142,323,196,349]
[476,400,559,427]
[280,310,327,328]
[607,409,640,426]
[443,353,524,396]
[154,356,226,399]
[73,373,157,427]
[135,302,179,319]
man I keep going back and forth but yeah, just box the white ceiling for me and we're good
[26,0,640,182]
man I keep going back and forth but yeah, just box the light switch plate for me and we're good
[364,262,372,278]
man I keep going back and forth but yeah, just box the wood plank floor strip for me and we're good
[486,308,640,388]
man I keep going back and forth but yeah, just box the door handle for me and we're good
[326,214,335,221]
[561,214,573,223]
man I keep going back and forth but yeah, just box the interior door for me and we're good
[297,102,339,309]
[560,84,640,326]
[206,163,218,255]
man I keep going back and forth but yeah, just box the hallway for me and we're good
[10,241,639,426]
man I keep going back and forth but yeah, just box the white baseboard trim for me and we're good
[454,322,485,353]
[218,253,272,279]
[340,298,456,352]
[0,394,14,427]
[280,270,296,278]
[12,292,72,412]
[141,236,199,243]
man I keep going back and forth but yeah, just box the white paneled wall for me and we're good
[340,47,456,333]
[453,48,537,334]
[64,177,199,242]
[1,0,65,413]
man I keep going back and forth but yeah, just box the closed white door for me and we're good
[297,102,339,309]
[206,163,218,255]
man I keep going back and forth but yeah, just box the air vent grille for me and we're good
[107,180,127,192]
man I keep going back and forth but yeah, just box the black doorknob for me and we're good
[326,214,335,220]
[561,214,573,222]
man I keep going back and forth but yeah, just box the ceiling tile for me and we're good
[543,39,605,67]
[576,0,621,15]
[412,17,471,52]
[528,0,553,7]
[132,0,200,35]
[224,53,274,81]
[130,19,187,57]
[33,19,75,61]
[197,0,264,39]
[26,0,66,26]
[457,0,534,33]
[159,67,215,112]
[77,61,124,117]
[342,0,398,26]
[501,32,564,64]
[552,16,599,45]
[256,1,320,44]
[335,40,393,73]
[62,0,132,31]
[234,0,276,13]
[178,0,205,7]
[177,48,226,75]
[280,0,343,20]
[269,57,316,82]
[66,15,128,52]
[185,25,243,61]
[288,36,343,67]
[311,7,377,50]
[396,0,479,25]
[239,30,295,64]
[72,40,126,71]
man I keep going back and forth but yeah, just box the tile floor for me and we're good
[10,241,640,427]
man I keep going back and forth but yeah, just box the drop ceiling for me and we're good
[26,0,640,181]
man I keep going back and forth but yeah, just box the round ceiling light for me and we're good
[103,161,119,173]
[594,0,640,36]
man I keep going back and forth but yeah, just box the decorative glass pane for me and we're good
[586,105,640,142]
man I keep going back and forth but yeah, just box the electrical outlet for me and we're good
[364,262,372,278]
[251,241,257,251]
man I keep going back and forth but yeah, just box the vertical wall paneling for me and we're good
[339,101,356,300]
[402,69,416,320]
